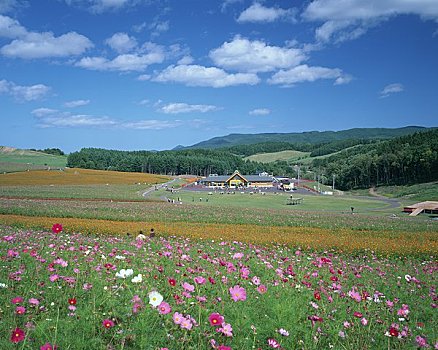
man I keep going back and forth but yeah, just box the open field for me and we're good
[0,147,67,172]
[244,150,311,163]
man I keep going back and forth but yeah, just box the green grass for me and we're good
[0,147,67,172]
[244,150,310,163]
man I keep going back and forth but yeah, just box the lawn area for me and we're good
[0,147,67,172]
[244,150,311,163]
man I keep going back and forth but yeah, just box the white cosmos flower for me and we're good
[131,274,143,283]
[115,268,134,279]
[148,291,163,307]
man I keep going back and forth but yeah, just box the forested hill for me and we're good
[182,126,431,149]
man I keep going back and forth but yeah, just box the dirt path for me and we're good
[367,187,401,210]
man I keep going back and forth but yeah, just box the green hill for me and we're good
[245,150,311,163]
[184,126,432,149]
[0,146,67,173]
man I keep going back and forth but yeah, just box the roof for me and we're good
[201,172,274,183]
[404,201,438,209]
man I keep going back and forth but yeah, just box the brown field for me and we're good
[0,168,171,186]
[1,214,436,255]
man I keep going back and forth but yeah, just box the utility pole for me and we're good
[332,174,335,191]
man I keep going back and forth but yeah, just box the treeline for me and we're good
[314,130,438,189]
[67,148,294,177]
[31,148,65,156]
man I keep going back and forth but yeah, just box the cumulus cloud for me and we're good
[64,99,90,108]
[0,15,93,59]
[380,83,404,98]
[0,79,51,101]
[149,20,169,37]
[76,52,164,71]
[237,3,296,23]
[268,64,350,86]
[159,102,220,114]
[0,0,22,14]
[105,32,137,53]
[209,36,306,73]
[303,0,438,43]
[153,64,260,88]
[249,108,270,116]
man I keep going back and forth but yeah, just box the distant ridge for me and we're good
[182,126,432,149]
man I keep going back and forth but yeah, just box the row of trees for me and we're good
[67,148,295,177]
[314,130,438,189]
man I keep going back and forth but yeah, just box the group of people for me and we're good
[134,228,155,240]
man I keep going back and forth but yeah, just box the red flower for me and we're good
[168,278,176,286]
[353,312,363,318]
[208,312,224,326]
[10,328,25,343]
[314,291,321,300]
[68,298,77,305]
[389,327,399,337]
[102,319,115,328]
[51,223,63,234]
[40,343,58,350]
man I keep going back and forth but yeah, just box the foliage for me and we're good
[313,130,438,190]
[30,148,65,156]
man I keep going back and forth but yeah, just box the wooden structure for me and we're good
[403,201,438,216]
[201,170,274,188]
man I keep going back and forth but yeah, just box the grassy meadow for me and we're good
[0,167,437,349]
[0,147,67,173]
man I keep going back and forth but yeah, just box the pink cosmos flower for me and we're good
[10,328,25,343]
[102,319,115,328]
[229,285,246,302]
[173,312,184,325]
[257,284,267,294]
[415,336,429,348]
[49,274,59,282]
[182,282,195,292]
[180,317,193,330]
[29,298,39,306]
[16,306,26,315]
[218,322,233,337]
[348,289,362,302]
[208,312,224,326]
[267,338,281,348]
[361,317,368,326]
[158,301,171,315]
[40,343,58,350]
[194,276,206,284]
[251,276,260,286]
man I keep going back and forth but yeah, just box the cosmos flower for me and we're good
[131,274,143,283]
[10,328,25,343]
[208,312,224,326]
[40,343,58,350]
[115,269,134,279]
[102,319,115,328]
[229,285,246,302]
[51,223,63,234]
[148,291,164,307]
[158,301,171,315]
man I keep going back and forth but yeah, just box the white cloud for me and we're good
[177,55,194,65]
[153,64,260,88]
[221,0,243,13]
[76,52,164,71]
[0,79,51,101]
[31,108,117,128]
[268,64,350,86]
[64,99,90,108]
[150,20,169,37]
[380,83,404,98]
[249,108,270,116]
[0,14,27,38]
[0,16,93,59]
[237,3,296,23]
[138,98,149,105]
[209,36,306,73]
[137,74,151,81]
[122,120,182,130]
[303,0,438,43]
[105,32,137,53]
[64,0,133,13]
[159,102,220,114]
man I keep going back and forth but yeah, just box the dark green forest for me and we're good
[67,129,438,190]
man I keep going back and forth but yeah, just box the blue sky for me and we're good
[0,0,437,153]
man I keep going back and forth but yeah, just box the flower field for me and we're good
[0,224,436,349]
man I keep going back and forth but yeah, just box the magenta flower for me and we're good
[102,319,115,328]
[208,312,224,326]
[415,336,429,348]
[16,306,26,315]
[229,285,246,302]
[267,338,281,348]
[51,223,63,234]
[257,284,267,294]
[218,346,232,350]
[29,298,40,306]
[10,328,25,343]
[11,296,23,304]
[158,301,171,315]
[40,342,58,350]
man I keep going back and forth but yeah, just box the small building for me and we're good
[200,170,274,188]
[403,201,438,216]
